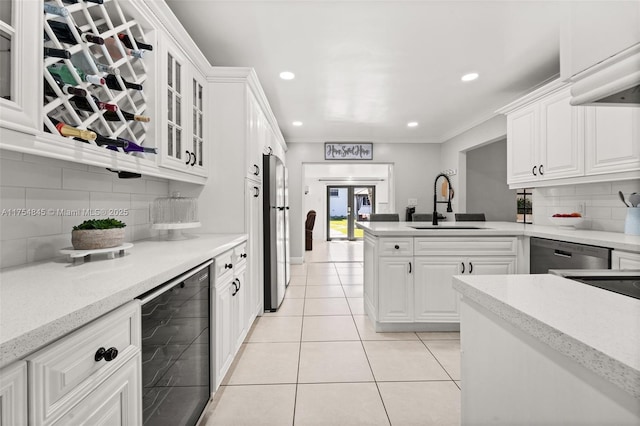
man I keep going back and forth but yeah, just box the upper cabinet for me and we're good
[0,0,211,184]
[501,82,639,189]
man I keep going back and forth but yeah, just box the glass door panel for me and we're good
[327,186,375,241]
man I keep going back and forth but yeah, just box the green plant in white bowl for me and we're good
[72,218,126,250]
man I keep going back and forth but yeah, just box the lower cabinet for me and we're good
[26,301,142,426]
[213,242,256,390]
[0,361,27,426]
[612,250,640,269]
[368,236,518,329]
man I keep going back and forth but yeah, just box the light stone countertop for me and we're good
[452,273,640,398]
[356,221,640,252]
[0,233,246,368]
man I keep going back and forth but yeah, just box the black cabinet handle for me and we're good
[469,262,473,274]
[235,278,241,291]
[409,262,412,273]
[253,186,260,198]
[231,281,238,296]
[185,150,191,164]
[95,347,118,362]
[461,262,465,274]
[253,164,260,176]
[539,164,544,175]
[240,253,247,258]
[225,263,233,269]
[394,244,400,249]
[532,165,537,176]
[190,152,197,166]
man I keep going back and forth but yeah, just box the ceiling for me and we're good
[165,0,569,144]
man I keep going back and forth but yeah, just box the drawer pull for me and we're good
[469,262,473,273]
[235,278,241,292]
[461,262,465,274]
[231,281,238,296]
[240,253,247,258]
[532,165,537,176]
[95,347,119,362]
[394,245,400,249]
[225,263,233,269]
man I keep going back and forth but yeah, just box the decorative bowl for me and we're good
[548,216,584,227]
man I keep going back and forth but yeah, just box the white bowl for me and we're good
[548,216,584,227]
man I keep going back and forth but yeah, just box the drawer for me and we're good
[379,238,413,256]
[214,249,234,278]
[414,237,518,256]
[27,301,140,425]
[232,242,248,267]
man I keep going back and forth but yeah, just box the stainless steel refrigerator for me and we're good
[263,153,290,311]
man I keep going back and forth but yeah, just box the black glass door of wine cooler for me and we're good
[138,262,211,426]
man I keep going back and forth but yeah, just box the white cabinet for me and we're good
[0,361,28,426]
[378,257,413,322]
[585,107,640,175]
[507,87,584,186]
[213,241,254,390]
[364,236,518,330]
[612,250,640,269]
[246,179,263,317]
[27,301,141,426]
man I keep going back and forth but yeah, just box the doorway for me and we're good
[326,186,375,241]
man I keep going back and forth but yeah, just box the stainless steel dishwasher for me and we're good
[530,237,611,274]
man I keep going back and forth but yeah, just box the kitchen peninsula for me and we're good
[358,221,640,332]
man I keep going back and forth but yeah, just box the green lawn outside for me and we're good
[329,218,363,238]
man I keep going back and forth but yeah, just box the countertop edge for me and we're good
[452,277,640,399]
[0,233,246,368]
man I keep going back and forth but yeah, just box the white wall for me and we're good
[439,115,507,214]
[287,142,442,262]
[532,179,640,233]
[466,139,517,221]
[0,149,168,268]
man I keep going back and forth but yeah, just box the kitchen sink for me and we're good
[410,226,484,230]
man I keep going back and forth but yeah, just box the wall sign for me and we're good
[325,143,373,160]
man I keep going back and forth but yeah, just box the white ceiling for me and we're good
[165,0,570,144]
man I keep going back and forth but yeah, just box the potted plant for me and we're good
[71,218,126,250]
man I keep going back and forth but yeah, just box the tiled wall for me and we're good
[533,179,640,233]
[0,149,169,268]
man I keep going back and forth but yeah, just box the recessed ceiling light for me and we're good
[461,72,479,82]
[407,121,419,128]
[280,71,295,80]
[292,121,303,126]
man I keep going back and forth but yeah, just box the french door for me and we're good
[326,186,375,241]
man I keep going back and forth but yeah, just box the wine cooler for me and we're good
[137,260,213,426]
[42,0,154,157]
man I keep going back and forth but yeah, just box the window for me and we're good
[0,1,13,100]
[517,189,533,224]
[329,188,339,197]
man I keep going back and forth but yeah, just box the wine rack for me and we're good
[42,0,152,157]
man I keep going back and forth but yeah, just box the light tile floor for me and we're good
[203,240,461,426]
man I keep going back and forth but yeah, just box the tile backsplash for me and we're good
[533,179,640,233]
[0,150,169,268]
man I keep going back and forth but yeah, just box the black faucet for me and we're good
[432,173,453,225]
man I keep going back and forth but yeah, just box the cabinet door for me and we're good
[466,256,516,276]
[246,92,264,180]
[245,179,263,317]
[538,89,585,180]
[414,257,462,322]
[363,233,377,316]
[233,264,248,349]
[378,257,413,322]
[507,105,538,184]
[585,107,640,175]
[188,70,208,176]
[612,250,640,269]
[0,361,27,426]
[52,354,141,426]
[214,276,234,389]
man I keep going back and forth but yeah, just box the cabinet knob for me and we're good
[539,164,544,175]
[532,165,537,176]
[95,347,118,362]
[240,253,247,258]
[394,244,400,249]
[225,263,233,269]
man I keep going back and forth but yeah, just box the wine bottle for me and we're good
[70,95,118,113]
[102,110,150,122]
[104,37,144,60]
[61,0,104,4]
[43,3,69,17]
[71,51,119,75]
[48,63,105,86]
[104,74,142,91]
[48,117,96,141]
[117,33,153,51]
[48,20,104,45]
[44,76,87,97]
[44,47,71,59]
[117,137,157,154]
